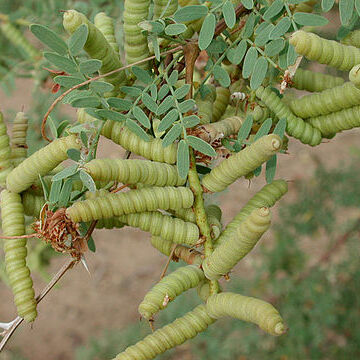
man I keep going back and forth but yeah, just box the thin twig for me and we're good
[0,259,75,352]
[160,244,178,279]
[41,45,183,142]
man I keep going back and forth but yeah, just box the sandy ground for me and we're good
[0,78,359,360]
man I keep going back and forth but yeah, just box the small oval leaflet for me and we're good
[293,12,329,26]
[30,24,68,55]
[126,119,150,142]
[165,23,187,36]
[107,98,132,111]
[173,5,208,23]
[250,57,268,90]
[263,0,284,21]
[68,24,88,56]
[186,136,216,157]
[177,139,190,179]
[158,109,179,132]
[132,106,151,129]
[162,123,182,147]
[242,47,258,79]
[199,13,216,50]
[79,59,102,74]
[44,52,78,74]
[213,65,231,87]
[223,1,236,29]
[269,17,291,40]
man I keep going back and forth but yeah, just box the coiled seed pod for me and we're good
[218,180,287,245]
[66,186,194,223]
[0,111,13,186]
[0,21,40,60]
[292,68,345,93]
[63,10,126,94]
[205,204,222,240]
[202,207,271,280]
[206,292,286,336]
[212,87,231,123]
[197,116,244,144]
[196,86,217,124]
[289,82,360,118]
[154,0,178,18]
[246,103,272,124]
[123,0,150,68]
[173,208,196,223]
[94,12,119,54]
[150,236,203,265]
[255,86,322,146]
[307,105,360,138]
[84,158,185,187]
[349,64,360,88]
[6,135,81,193]
[119,211,199,245]
[10,112,28,167]
[113,304,215,359]
[341,29,360,48]
[77,109,177,164]
[289,30,360,71]
[0,190,37,322]
[22,192,46,218]
[202,134,282,193]
[138,265,205,319]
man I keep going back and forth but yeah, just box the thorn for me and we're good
[0,318,18,332]
[80,255,91,276]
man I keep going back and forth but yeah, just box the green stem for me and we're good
[188,150,219,294]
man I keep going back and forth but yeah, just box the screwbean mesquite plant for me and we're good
[1,0,360,358]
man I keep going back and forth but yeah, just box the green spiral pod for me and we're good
[150,236,203,265]
[349,64,360,88]
[202,134,282,193]
[22,192,46,218]
[292,68,345,93]
[218,180,287,245]
[119,211,199,245]
[173,207,196,223]
[197,280,211,301]
[84,158,185,187]
[6,134,81,193]
[196,86,217,124]
[246,103,272,124]
[289,82,360,118]
[114,304,215,360]
[94,12,119,54]
[212,87,230,123]
[205,204,222,240]
[66,186,194,223]
[138,265,205,319]
[307,105,360,138]
[154,0,178,18]
[10,112,28,167]
[289,30,360,72]
[198,116,244,144]
[0,111,13,186]
[123,0,150,68]
[341,29,360,48]
[0,190,37,322]
[63,10,126,95]
[0,21,40,60]
[255,86,322,146]
[202,207,271,280]
[206,292,286,336]
[77,109,177,164]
